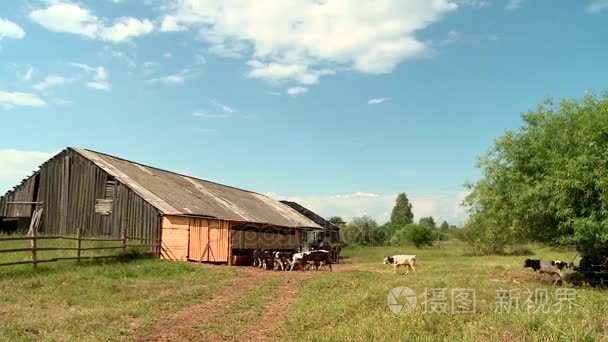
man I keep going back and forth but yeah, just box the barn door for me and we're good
[188,219,229,262]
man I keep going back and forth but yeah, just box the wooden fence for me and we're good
[0,228,160,268]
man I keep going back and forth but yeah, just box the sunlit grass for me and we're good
[286,242,607,341]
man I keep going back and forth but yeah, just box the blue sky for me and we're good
[1,0,607,225]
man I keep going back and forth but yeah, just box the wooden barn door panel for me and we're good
[208,221,229,262]
[187,218,228,263]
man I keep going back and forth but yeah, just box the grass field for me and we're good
[0,240,606,341]
[287,242,608,342]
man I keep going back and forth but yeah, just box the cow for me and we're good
[524,258,562,284]
[252,249,263,267]
[273,251,294,271]
[303,250,332,271]
[383,255,416,274]
[290,250,332,271]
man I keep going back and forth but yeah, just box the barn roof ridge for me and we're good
[75,147,267,198]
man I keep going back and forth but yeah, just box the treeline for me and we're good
[463,94,608,261]
[337,193,460,247]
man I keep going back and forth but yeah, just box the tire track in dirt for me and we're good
[131,264,356,342]
[232,271,315,342]
[130,268,272,342]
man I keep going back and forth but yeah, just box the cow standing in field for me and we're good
[383,255,416,274]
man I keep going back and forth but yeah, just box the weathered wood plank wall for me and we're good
[0,149,161,242]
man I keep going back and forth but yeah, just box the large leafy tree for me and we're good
[390,193,414,227]
[465,94,608,258]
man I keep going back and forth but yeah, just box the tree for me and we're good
[464,94,608,258]
[328,216,346,226]
[419,216,436,228]
[390,193,414,228]
[440,221,450,231]
[343,216,381,245]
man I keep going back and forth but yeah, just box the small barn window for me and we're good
[105,176,117,200]
[96,176,117,215]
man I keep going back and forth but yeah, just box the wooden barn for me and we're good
[0,148,323,264]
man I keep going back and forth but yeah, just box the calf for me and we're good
[551,260,570,270]
[383,255,416,274]
[273,251,294,271]
[303,250,332,271]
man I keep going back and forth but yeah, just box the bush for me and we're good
[408,224,434,248]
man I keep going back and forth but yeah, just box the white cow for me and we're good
[383,255,416,274]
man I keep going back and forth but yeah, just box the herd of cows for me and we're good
[252,249,333,271]
[251,250,419,274]
[250,250,580,286]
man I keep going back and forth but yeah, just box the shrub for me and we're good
[407,224,434,248]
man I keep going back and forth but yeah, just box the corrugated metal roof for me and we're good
[72,148,322,229]
[280,201,340,231]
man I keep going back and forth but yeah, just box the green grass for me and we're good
[285,242,608,341]
[199,276,283,339]
[0,257,237,341]
[1,237,607,341]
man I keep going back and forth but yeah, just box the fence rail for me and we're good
[0,229,160,268]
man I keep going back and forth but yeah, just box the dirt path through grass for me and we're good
[130,266,325,342]
[131,267,272,342]
[233,271,314,341]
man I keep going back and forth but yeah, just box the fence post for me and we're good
[76,228,82,262]
[121,231,127,254]
[31,227,37,268]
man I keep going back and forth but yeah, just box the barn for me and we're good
[0,148,323,264]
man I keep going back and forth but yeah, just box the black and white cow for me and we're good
[290,250,332,271]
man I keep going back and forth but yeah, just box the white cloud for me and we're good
[160,15,187,32]
[0,18,25,40]
[67,63,110,91]
[286,86,308,97]
[161,73,185,84]
[86,81,110,91]
[67,62,96,73]
[588,0,608,13]
[193,111,231,119]
[211,100,235,113]
[34,75,67,90]
[101,17,153,42]
[148,69,195,85]
[368,97,388,105]
[267,191,469,225]
[162,0,457,84]
[505,0,524,10]
[29,2,153,43]
[163,52,173,59]
[16,65,35,81]
[0,149,56,194]
[0,91,46,109]
[86,66,110,90]
[246,60,335,85]
[456,0,490,8]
